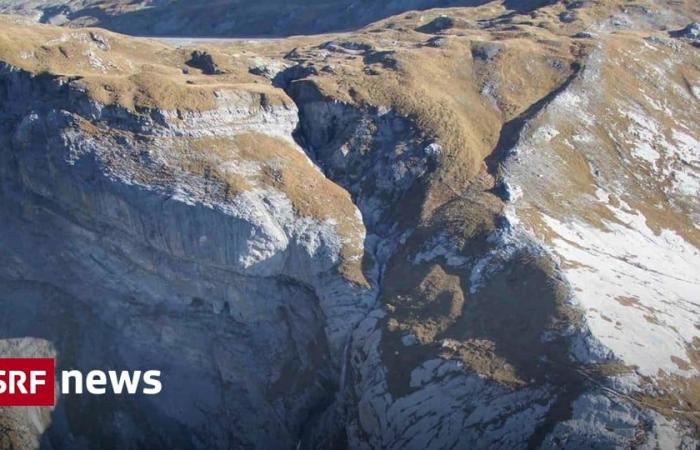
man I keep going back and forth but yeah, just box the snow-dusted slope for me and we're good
[503,33,700,376]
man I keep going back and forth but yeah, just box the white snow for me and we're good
[623,108,665,166]
[669,129,700,197]
[541,196,700,377]
[532,125,560,142]
[412,232,469,267]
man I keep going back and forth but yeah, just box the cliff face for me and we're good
[0,0,699,448]
[0,23,374,448]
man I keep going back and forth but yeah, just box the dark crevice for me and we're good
[485,61,583,200]
[277,65,401,449]
[275,58,588,446]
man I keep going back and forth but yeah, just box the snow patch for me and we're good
[412,232,469,267]
[541,197,700,377]
[623,108,666,166]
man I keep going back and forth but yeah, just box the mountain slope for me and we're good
[0,0,497,37]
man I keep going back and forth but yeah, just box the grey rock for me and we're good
[559,11,577,23]
[670,22,700,46]
[186,50,223,75]
[0,63,373,449]
[424,36,447,47]
[416,15,455,33]
[471,41,503,60]
[573,31,596,39]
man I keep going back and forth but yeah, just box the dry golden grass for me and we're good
[0,15,288,111]
[493,30,700,429]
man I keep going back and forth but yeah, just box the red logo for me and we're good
[0,358,55,406]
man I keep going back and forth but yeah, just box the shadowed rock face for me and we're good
[0,0,545,37]
[0,1,578,40]
[0,63,373,449]
[0,0,700,448]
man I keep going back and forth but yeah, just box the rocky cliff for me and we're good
[0,17,375,449]
[0,0,699,448]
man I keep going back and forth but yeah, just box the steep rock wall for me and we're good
[0,64,373,449]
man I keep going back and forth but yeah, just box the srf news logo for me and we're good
[0,359,54,406]
[0,358,162,406]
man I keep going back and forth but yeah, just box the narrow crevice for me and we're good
[276,65,399,448]
[275,60,591,447]
[486,61,583,200]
